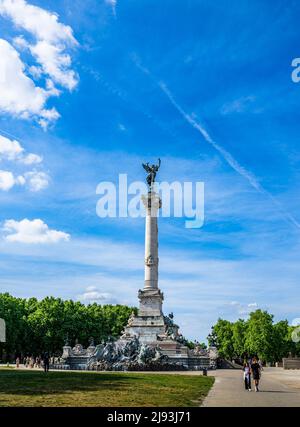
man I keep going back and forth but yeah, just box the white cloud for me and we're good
[24,170,49,191]
[77,286,115,304]
[0,134,24,160]
[21,152,42,165]
[0,170,25,190]
[0,39,57,124]
[0,0,77,45]
[0,169,49,192]
[0,0,78,126]
[12,34,28,50]
[30,41,77,90]
[28,64,43,79]
[38,107,60,130]
[0,134,42,164]
[0,0,78,89]
[228,301,259,316]
[291,318,300,327]
[15,174,25,185]
[3,218,70,244]
[0,133,47,190]
[0,170,16,190]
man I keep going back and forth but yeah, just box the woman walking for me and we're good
[251,357,261,392]
[243,362,252,391]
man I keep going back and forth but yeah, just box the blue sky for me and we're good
[0,0,300,341]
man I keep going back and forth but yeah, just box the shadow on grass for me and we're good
[0,370,144,396]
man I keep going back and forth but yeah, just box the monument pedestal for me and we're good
[123,315,166,344]
[122,288,166,343]
[138,288,164,317]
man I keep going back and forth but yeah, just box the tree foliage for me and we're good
[0,293,136,361]
[208,309,296,363]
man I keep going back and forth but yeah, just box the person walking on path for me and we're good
[30,356,35,368]
[251,356,261,392]
[16,357,20,368]
[35,356,41,368]
[43,352,50,373]
[243,362,251,391]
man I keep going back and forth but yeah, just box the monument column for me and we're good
[143,190,161,290]
[137,159,164,317]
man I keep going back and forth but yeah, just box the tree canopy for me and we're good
[208,309,299,363]
[0,293,137,361]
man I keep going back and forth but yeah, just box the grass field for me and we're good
[0,368,214,407]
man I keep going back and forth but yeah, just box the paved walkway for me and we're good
[202,368,300,407]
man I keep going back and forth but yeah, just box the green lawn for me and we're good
[0,368,214,407]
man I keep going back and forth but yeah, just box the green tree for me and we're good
[208,310,296,363]
[244,310,274,362]
[0,293,137,361]
[272,320,290,362]
[232,319,247,358]
[288,325,300,357]
[208,319,234,359]
[0,293,27,360]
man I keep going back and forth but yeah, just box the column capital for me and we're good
[141,191,162,210]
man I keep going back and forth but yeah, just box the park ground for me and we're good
[0,367,214,407]
[1,366,300,407]
[202,367,300,407]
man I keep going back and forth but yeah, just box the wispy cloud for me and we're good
[158,82,300,230]
[221,96,256,115]
[131,54,300,229]
[105,0,117,17]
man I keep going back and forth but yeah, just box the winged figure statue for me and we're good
[142,158,161,188]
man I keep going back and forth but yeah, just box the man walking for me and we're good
[251,356,261,392]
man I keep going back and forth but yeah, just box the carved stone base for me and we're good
[138,288,164,317]
[123,315,166,343]
[157,340,189,357]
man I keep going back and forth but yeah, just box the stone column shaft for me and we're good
[143,191,161,290]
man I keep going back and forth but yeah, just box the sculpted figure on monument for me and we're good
[137,343,155,364]
[72,343,85,355]
[127,311,135,326]
[145,254,155,266]
[142,158,161,188]
[153,345,168,363]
